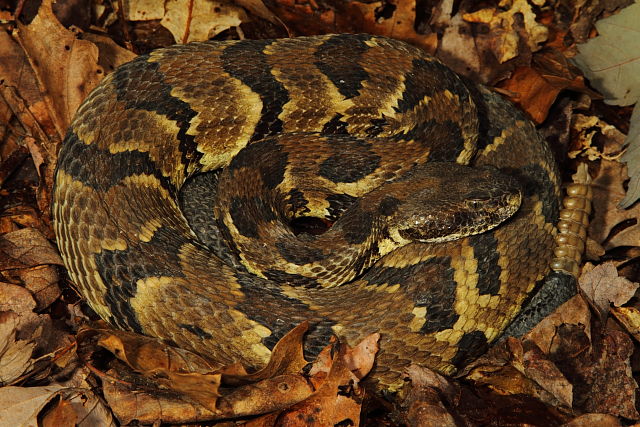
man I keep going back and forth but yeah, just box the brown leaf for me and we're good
[0,31,42,110]
[348,0,438,54]
[17,265,61,310]
[0,311,35,385]
[462,0,548,63]
[95,328,218,375]
[402,365,457,427]
[278,340,365,427]
[464,337,572,408]
[525,295,592,355]
[41,397,77,427]
[163,0,249,43]
[78,33,137,76]
[16,0,102,138]
[0,228,63,270]
[102,373,217,425]
[343,332,379,380]
[216,374,314,418]
[611,306,640,342]
[222,321,309,386]
[580,122,640,249]
[0,385,64,426]
[567,330,638,419]
[563,413,622,427]
[579,262,638,318]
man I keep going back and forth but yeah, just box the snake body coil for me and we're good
[53,34,561,388]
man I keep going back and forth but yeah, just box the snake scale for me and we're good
[53,34,564,389]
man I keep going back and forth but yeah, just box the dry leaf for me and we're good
[564,413,622,427]
[0,385,64,426]
[464,337,572,408]
[611,306,640,342]
[349,0,438,54]
[579,262,638,318]
[525,295,591,355]
[161,0,249,43]
[463,0,548,63]
[402,365,457,427]
[40,397,77,427]
[278,340,365,426]
[0,311,35,385]
[16,0,102,138]
[95,328,218,374]
[80,32,137,74]
[102,375,217,425]
[123,0,165,21]
[0,228,63,270]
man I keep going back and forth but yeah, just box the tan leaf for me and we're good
[222,321,309,386]
[343,332,379,380]
[0,228,63,270]
[16,0,102,138]
[349,0,438,54]
[0,312,35,385]
[102,374,217,424]
[525,295,591,355]
[611,306,640,343]
[40,397,77,427]
[563,413,622,427]
[278,340,365,426]
[579,262,638,318]
[95,328,218,375]
[80,32,137,74]
[0,385,64,426]
[123,0,165,21]
[17,265,61,310]
[463,0,548,63]
[161,0,249,43]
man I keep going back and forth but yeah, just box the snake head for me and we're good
[389,163,522,244]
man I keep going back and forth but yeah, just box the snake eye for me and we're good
[467,200,481,210]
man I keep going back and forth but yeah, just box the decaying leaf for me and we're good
[93,322,378,423]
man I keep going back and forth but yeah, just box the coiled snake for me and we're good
[53,34,568,388]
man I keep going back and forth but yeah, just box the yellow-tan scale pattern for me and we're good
[53,34,563,389]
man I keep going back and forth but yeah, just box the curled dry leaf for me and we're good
[102,374,217,425]
[578,262,638,318]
